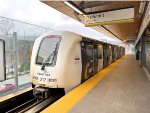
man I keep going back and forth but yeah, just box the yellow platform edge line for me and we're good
[41,55,125,113]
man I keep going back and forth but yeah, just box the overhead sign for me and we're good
[85,7,134,27]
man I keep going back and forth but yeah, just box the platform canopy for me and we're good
[41,1,149,44]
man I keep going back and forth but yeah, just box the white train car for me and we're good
[30,31,124,97]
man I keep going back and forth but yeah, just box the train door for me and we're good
[98,44,103,71]
[118,47,120,59]
[108,46,112,65]
[120,47,122,56]
[112,46,115,62]
[116,46,119,59]
[103,44,108,68]
[113,46,117,61]
[81,42,93,83]
[119,47,121,57]
[93,45,98,75]
[106,45,110,66]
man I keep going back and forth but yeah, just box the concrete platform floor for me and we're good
[69,55,150,113]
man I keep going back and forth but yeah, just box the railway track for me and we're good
[0,88,65,113]
[6,98,38,113]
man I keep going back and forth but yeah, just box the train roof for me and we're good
[42,30,124,47]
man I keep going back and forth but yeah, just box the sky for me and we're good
[0,0,123,44]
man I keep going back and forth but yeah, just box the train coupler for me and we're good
[33,87,51,99]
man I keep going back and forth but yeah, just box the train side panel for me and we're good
[62,33,82,92]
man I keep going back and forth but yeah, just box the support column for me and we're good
[13,32,18,86]
[141,32,146,67]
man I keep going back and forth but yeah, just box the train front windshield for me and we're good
[36,36,61,66]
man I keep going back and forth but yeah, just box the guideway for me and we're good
[0,89,64,113]
[69,55,150,113]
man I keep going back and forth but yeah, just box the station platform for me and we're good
[41,55,150,113]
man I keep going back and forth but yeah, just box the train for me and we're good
[30,31,125,98]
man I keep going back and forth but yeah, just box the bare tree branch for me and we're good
[0,18,13,35]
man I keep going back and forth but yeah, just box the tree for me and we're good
[0,18,13,35]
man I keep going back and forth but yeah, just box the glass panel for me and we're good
[0,16,51,96]
[13,21,50,85]
[36,37,61,65]
[98,46,102,59]
[86,44,93,58]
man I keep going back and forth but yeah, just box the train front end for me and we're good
[30,33,64,98]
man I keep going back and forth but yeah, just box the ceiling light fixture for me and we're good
[139,1,146,14]
[64,1,83,15]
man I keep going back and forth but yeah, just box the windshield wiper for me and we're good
[41,51,54,70]
[41,42,59,70]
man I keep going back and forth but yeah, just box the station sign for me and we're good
[84,7,134,27]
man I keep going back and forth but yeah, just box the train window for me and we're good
[98,52,102,59]
[36,36,61,65]
[98,46,102,59]
[86,45,93,58]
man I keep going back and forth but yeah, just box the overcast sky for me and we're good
[0,0,122,44]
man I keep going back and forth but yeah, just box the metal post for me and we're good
[13,32,18,86]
